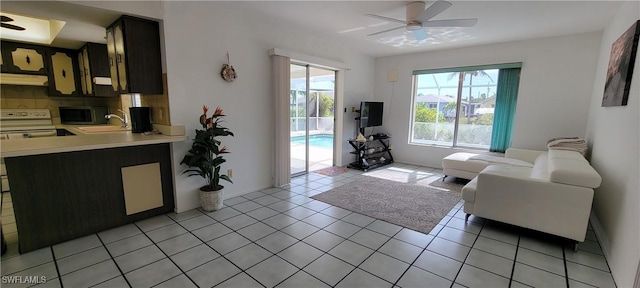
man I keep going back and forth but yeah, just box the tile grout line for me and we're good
[508,233,521,288]
[563,244,570,288]
[94,232,133,288]
[49,246,65,288]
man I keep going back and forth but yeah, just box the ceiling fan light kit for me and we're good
[365,0,477,41]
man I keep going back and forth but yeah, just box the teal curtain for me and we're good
[490,68,521,152]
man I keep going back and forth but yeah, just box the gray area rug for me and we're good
[312,175,463,234]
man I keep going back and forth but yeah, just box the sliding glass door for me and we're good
[290,64,335,176]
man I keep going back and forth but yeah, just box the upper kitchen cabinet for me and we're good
[106,16,163,95]
[0,41,48,75]
[78,43,116,97]
[48,48,82,97]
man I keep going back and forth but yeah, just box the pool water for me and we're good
[291,134,334,148]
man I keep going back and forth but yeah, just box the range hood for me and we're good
[0,74,48,86]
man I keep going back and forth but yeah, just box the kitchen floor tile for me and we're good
[206,232,251,255]
[479,223,519,245]
[191,222,232,242]
[186,257,241,288]
[378,238,423,264]
[328,240,375,266]
[303,230,345,252]
[246,255,299,287]
[56,246,110,275]
[365,220,403,237]
[92,276,128,288]
[472,235,518,260]
[397,266,452,288]
[157,232,203,256]
[225,243,273,270]
[281,221,319,240]
[277,241,324,268]
[170,243,220,272]
[464,249,513,278]
[349,228,390,250]
[53,234,102,259]
[245,206,280,220]
[155,274,197,288]
[566,261,617,287]
[413,250,463,281]
[237,222,277,241]
[512,262,567,288]
[301,200,332,212]
[335,268,392,288]
[255,231,299,253]
[283,206,317,220]
[205,207,242,221]
[437,226,478,247]
[393,228,434,248]
[221,214,258,230]
[516,247,565,276]
[97,224,142,244]
[319,206,352,219]
[232,200,263,213]
[341,213,376,227]
[252,195,282,206]
[242,191,267,200]
[166,209,203,222]
[61,260,121,287]
[124,258,181,287]
[324,220,361,238]
[135,215,174,232]
[303,254,355,287]
[105,234,153,257]
[216,272,263,288]
[262,213,299,230]
[564,249,610,272]
[519,234,564,258]
[445,217,484,234]
[179,214,217,231]
[359,252,409,283]
[276,271,330,288]
[145,223,188,243]
[426,237,471,262]
[1,248,53,276]
[267,201,299,213]
[455,264,510,288]
[114,245,166,273]
[302,212,338,228]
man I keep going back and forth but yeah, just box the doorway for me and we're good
[290,64,336,176]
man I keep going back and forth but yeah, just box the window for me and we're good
[410,64,520,150]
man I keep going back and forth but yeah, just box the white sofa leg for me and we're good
[465,213,470,222]
[442,175,447,181]
[574,242,579,252]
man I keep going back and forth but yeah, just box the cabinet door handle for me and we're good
[109,57,114,66]
[116,54,122,64]
[84,68,89,76]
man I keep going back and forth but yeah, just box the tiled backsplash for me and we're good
[0,74,171,126]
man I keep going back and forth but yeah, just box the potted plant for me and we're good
[181,105,234,211]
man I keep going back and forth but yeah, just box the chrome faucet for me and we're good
[105,109,129,128]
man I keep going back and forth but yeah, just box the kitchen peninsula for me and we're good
[1,128,187,253]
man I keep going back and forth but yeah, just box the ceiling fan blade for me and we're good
[1,15,15,22]
[422,18,478,27]
[367,26,406,37]
[412,29,428,41]
[416,0,453,22]
[364,14,407,25]
[1,23,25,31]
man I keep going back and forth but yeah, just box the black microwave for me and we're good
[59,106,109,125]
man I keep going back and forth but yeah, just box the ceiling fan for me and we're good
[365,0,477,41]
[1,15,26,31]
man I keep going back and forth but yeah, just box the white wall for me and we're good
[374,33,602,167]
[585,1,640,287]
[161,2,374,212]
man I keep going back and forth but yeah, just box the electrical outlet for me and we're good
[227,169,233,178]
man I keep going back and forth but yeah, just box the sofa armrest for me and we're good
[505,148,545,164]
[473,165,593,242]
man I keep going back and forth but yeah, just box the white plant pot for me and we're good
[200,188,223,212]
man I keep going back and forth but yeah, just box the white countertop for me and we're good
[1,125,188,158]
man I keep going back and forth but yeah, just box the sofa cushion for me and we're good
[547,151,602,188]
[530,153,549,181]
[462,176,478,203]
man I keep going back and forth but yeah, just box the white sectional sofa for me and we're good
[458,148,602,244]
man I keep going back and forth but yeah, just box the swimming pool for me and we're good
[291,134,334,148]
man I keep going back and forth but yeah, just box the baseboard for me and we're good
[589,211,617,286]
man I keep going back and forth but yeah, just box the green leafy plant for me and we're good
[181,105,234,191]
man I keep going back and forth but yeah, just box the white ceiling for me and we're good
[0,1,623,57]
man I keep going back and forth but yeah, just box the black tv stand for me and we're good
[347,134,394,171]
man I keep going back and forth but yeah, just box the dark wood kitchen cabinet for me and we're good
[106,15,163,94]
[48,48,82,97]
[0,41,48,75]
[77,43,116,97]
[5,143,175,253]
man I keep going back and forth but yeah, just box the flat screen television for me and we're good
[360,101,384,128]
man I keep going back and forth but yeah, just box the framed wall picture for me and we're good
[602,20,640,107]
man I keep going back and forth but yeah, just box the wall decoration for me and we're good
[602,20,639,107]
[221,52,237,82]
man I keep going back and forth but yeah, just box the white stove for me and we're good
[0,109,58,192]
[0,109,57,140]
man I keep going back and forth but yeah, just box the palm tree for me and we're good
[448,70,494,124]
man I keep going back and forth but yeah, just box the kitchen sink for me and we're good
[77,126,131,133]
[56,128,76,136]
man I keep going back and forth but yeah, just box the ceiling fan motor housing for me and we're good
[406,22,422,31]
[406,1,426,21]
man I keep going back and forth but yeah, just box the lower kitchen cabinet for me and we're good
[4,144,175,253]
